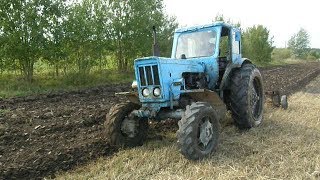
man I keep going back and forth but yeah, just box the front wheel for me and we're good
[177,102,220,160]
[105,102,148,147]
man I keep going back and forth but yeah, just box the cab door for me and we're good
[231,28,242,65]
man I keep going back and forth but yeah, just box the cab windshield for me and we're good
[175,30,217,59]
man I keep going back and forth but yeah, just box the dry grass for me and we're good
[55,76,320,180]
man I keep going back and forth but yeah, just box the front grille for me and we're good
[138,65,160,86]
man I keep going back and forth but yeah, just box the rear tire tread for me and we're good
[228,63,264,129]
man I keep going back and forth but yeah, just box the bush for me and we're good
[306,54,317,61]
[242,25,274,63]
[272,48,292,60]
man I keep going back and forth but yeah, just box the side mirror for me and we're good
[235,31,241,41]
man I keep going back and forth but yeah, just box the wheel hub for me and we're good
[251,87,260,113]
[121,117,138,138]
[252,88,260,105]
[199,118,213,147]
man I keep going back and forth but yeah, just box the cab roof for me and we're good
[175,21,237,33]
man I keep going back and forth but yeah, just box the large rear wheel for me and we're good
[228,63,264,129]
[105,102,148,147]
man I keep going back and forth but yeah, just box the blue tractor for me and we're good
[105,22,264,160]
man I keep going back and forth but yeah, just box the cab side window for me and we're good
[232,32,240,55]
[219,27,231,60]
[219,35,229,57]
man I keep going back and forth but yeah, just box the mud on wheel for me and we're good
[228,63,264,129]
[177,102,220,160]
[105,102,148,147]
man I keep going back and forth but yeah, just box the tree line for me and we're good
[0,0,177,81]
[0,1,316,82]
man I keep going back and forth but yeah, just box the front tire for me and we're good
[228,63,264,129]
[105,102,148,147]
[177,102,220,160]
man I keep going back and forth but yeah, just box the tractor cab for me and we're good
[171,22,243,88]
[172,22,242,65]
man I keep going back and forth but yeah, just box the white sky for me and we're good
[163,0,320,48]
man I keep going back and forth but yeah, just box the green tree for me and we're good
[158,16,178,57]
[288,28,310,58]
[242,25,274,62]
[42,0,68,77]
[307,49,320,60]
[109,0,177,71]
[0,0,63,81]
[0,0,177,78]
[63,0,112,74]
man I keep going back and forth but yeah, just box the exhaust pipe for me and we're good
[152,26,160,56]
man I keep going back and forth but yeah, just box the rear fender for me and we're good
[241,58,252,66]
[219,58,252,90]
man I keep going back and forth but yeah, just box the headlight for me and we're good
[131,80,138,89]
[153,87,161,97]
[142,88,150,97]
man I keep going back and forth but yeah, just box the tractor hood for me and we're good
[135,56,205,73]
[134,56,208,103]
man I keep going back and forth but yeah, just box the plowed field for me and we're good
[1,62,319,179]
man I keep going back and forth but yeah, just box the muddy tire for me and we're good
[177,102,220,160]
[105,102,148,147]
[229,63,264,129]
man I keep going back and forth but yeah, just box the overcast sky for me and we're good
[163,0,320,48]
